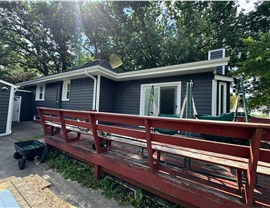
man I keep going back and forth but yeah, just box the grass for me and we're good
[46,149,181,208]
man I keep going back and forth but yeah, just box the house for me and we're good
[17,49,233,120]
[0,80,16,137]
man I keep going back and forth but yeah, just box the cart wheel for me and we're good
[39,151,46,163]
[18,158,26,170]
[13,152,22,160]
[26,156,35,161]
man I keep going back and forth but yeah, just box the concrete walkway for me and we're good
[0,121,132,208]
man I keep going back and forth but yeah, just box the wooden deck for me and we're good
[45,132,270,208]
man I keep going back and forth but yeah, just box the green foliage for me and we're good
[47,149,100,189]
[81,1,242,70]
[0,0,268,87]
[46,149,181,208]
[230,95,237,109]
[0,1,79,76]
[237,33,270,113]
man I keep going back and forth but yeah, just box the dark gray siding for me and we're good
[0,85,10,133]
[26,78,94,118]
[15,91,32,121]
[99,77,115,112]
[60,78,94,110]
[27,82,60,117]
[114,72,214,115]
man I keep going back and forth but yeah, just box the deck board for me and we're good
[45,132,270,207]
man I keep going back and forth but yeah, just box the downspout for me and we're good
[4,85,17,136]
[84,70,97,110]
[96,75,101,112]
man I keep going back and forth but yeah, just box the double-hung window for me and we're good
[62,80,71,101]
[140,82,181,116]
[35,85,46,101]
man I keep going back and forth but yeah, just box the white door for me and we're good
[12,96,21,122]
[140,82,181,116]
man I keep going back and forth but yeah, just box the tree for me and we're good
[237,33,270,114]
[80,1,243,71]
[0,0,266,83]
[0,1,78,76]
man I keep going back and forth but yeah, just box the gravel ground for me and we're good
[0,121,132,208]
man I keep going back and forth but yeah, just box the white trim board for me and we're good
[139,81,181,116]
[218,82,227,115]
[211,80,217,116]
[214,75,233,82]
[18,58,230,87]
[16,89,32,93]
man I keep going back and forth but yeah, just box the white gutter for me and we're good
[0,79,17,88]
[84,70,97,110]
[96,75,101,112]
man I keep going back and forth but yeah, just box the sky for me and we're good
[237,0,261,14]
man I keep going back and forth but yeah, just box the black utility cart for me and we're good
[13,140,46,170]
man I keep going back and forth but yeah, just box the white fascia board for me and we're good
[18,65,101,87]
[118,57,229,78]
[98,57,230,81]
[18,57,230,86]
[16,89,32,93]
[0,80,17,88]
[214,75,233,82]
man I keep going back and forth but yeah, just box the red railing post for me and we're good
[38,108,49,136]
[58,110,69,143]
[145,118,155,173]
[245,128,262,206]
[89,114,101,154]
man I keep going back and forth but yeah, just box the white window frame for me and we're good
[35,85,45,101]
[218,82,227,115]
[62,80,71,101]
[139,81,181,116]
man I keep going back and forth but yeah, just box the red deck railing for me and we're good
[38,107,270,207]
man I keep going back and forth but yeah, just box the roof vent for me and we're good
[208,48,225,75]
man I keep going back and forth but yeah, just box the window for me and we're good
[62,80,71,101]
[140,82,181,116]
[35,85,45,101]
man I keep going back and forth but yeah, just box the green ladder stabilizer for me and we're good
[184,80,195,168]
[239,75,249,122]
[232,75,249,122]
[141,80,197,168]
[187,75,250,181]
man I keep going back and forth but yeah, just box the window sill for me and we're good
[35,99,45,101]
[62,99,70,101]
